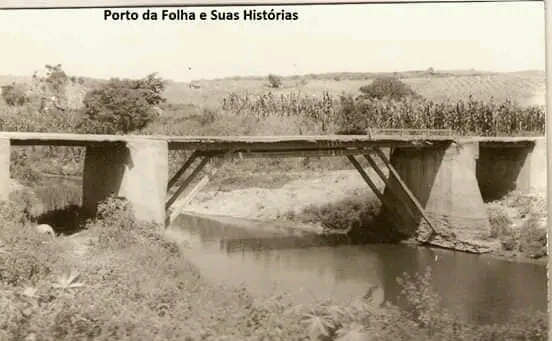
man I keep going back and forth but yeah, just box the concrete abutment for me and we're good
[0,135,544,239]
[378,142,490,244]
[82,139,168,225]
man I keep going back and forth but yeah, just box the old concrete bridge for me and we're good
[0,132,545,246]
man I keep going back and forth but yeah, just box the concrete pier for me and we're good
[0,132,544,236]
[82,140,168,224]
[379,142,490,241]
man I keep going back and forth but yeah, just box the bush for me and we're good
[0,192,206,341]
[518,214,547,258]
[0,216,61,287]
[487,206,512,239]
[1,83,29,106]
[78,73,166,134]
[286,193,410,242]
[290,194,379,232]
[86,196,143,250]
[268,74,282,89]
[359,77,422,101]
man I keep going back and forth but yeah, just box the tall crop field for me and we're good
[220,91,545,137]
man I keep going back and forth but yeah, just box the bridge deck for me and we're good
[0,132,541,150]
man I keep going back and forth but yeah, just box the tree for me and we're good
[268,74,282,88]
[44,64,68,98]
[359,77,421,101]
[1,82,29,106]
[31,64,70,113]
[78,73,166,134]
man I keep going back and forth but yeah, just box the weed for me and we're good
[487,206,512,239]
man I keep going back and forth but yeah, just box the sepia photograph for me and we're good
[0,2,548,340]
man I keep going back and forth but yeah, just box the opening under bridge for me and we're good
[0,130,544,249]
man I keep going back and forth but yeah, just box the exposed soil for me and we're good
[172,169,382,223]
[171,169,547,262]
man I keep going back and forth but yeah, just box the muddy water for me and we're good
[169,213,546,325]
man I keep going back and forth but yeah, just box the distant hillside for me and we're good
[403,72,545,105]
[163,70,546,107]
[0,75,33,86]
[1,70,546,110]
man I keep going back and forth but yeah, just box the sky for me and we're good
[0,2,546,82]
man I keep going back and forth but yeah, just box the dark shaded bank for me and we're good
[11,164,546,264]
[283,190,546,262]
[283,192,409,243]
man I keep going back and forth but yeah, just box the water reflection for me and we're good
[170,214,546,325]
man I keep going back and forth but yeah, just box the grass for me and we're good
[0,194,547,340]
[0,68,547,339]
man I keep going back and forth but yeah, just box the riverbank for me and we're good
[172,168,547,263]
[1,195,547,340]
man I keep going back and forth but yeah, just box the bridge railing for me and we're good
[369,128,456,136]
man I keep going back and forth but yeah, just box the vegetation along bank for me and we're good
[0,67,547,339]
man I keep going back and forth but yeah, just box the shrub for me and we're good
[87,196,142,249]
[1,83,29,106]
[359,77,422,101]
[487,205,512,239]
[199,108,220,126]
[285,193,411,242]
[518,214,547,258]
[334,94,368,134]
[268,74,282,89]
[295,194,380,232]
[79,73,166,134]
[0,219,61,287]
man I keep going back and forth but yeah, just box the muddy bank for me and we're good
[172,169,381,223]
[171,169,546,262]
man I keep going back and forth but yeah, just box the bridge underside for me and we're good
[0,133,544,250]
[164,142,491,249]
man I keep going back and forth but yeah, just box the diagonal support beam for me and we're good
[176,150,233,209]
[372,147,437,240]
[165,156,210,210]
[346,155,406,228]
[362,153,418,223]
[167,150,199,191]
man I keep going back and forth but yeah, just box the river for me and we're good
[168,213,546,326]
